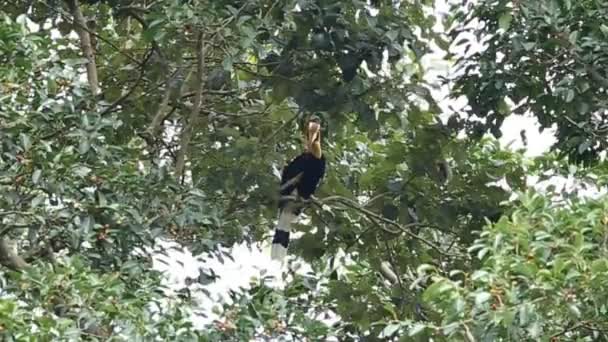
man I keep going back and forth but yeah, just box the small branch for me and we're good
[262,113,301,145]
[319,195,457,256]
[462,322,476,342]
[65,0,99,96]
[115,6,165,62]
[201,108,267,119]
[363,191,390,207]
[0,210,35,218]
[182,89,239,97]
[99,48,153,116]
[279,195,459,257]
[550,321,589,340]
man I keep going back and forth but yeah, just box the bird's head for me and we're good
[306,115,322,159]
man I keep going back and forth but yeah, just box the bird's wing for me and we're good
[279,172,303,193]
[280,154,305,196]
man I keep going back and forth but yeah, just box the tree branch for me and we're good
[41,0,142,67]
[175,31,206,182]
[280,195,461,257]
[262,113,302,145]
[65,0,99,96]
[550,321,589,340]
[99,48,154,116]
[146,69,188,138]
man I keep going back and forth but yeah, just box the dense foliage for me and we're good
[0,0,607,340]
[423,192,608,341]
[450,0,608,164]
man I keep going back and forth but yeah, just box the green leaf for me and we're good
[454,297,466,314]
[501,309,516,327]
[471,270,490,281]
[416,264,436,274]
[32,169,41,184]
[569,30,578,44]
[498,12,512,31]
[422,279,452,301]
[567,303,581,317]
[565,89,575,103]
[271,80,291,103]
[474,291,492,306]
[408,323,426,336]
[73,165,92,178]
[578,140,591,154]
[591,259,607,273]
[79,139,90,154]
[20,133,31,150]
[522,42,536,51]
[31,194,46,208]
[380,323,401,338]
[497,99,510,115]
[222,56,234,71]
[385,30,398,42]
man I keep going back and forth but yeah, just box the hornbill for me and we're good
[271,115,326,261]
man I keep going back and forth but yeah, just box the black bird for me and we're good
[271,116,326,261]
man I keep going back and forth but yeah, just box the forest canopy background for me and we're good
[1,0,608,340]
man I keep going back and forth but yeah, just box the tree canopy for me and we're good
[0,0,607,340]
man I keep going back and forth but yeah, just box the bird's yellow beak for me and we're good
[307,121,321,145]
[306,120,322,159]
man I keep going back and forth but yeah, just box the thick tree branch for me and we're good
[175,31,206,182]
[65,0,99,96]
[147,69,187,138]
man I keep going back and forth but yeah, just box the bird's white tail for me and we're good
[271,209,296,262]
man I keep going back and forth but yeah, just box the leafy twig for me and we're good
[320,195,456,256]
